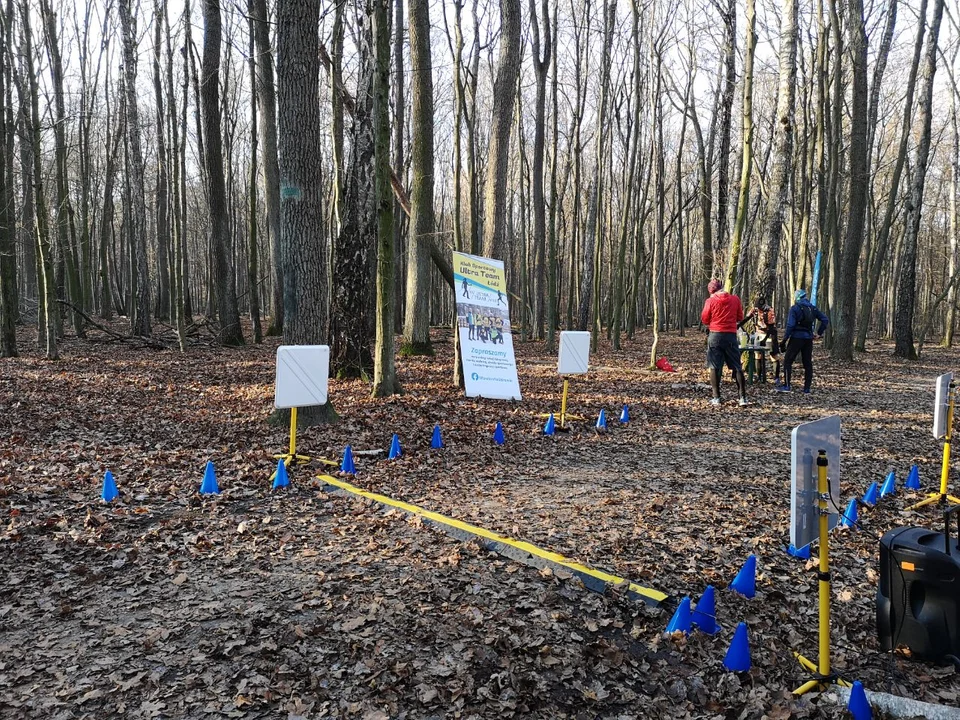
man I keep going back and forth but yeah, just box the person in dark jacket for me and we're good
[778,289,829,394]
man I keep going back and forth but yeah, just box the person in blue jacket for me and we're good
[777,289,829,394]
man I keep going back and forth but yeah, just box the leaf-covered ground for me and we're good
[2,325,959,719]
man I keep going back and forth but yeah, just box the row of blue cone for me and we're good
[838,464,922,533]
[543,405,630,436]
[100,460,224,501]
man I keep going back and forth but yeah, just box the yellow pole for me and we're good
[816,450,831,680]
[939,388,955,497]
[561,380,569,428]
[289,407,298,460]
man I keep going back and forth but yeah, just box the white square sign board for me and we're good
[557,331,591,375]
[274,345,330,409]
[933,372,953,440]
[790,415,840,550]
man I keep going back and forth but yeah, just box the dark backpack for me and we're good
[798,304,815,332]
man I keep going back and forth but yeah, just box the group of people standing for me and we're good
[700,279,829,406]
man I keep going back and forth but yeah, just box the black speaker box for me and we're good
[877,510,960,664]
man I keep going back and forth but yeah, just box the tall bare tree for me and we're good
[372,0,400,397]
[119,0,150,337]
[481,0,521,260]
[894,0,946,358]
[200,0,243,345]
[754,0,798,301]
[830,0,868,359]
[402,0,436,355]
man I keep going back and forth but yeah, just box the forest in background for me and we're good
[0,0,958,387]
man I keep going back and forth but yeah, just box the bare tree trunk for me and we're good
[247,0,262,344]
[331,7,374,378]
[481,0,521,259]
[152,0,171,322]
[402,0,435,355]
[894,0,945,359]
[251,0,282,335]
[830,0,868,359]
[946,60,959,347]
[577,0,613,336]
[20,0,58,357]
[0,0,15,357]
[372,0,400,397]
[545,3,560,351]
[857,0,921,350]
[119,0,150,337]
[724,0,755,292]
[754,0,798,301]
[715,0,736,260]
[40,0,84,338]
[529,0,551,340]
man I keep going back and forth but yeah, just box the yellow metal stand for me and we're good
[793,451,852,695]
[269,407,337,482]
[537,379,585,429]
[908,385,960,511]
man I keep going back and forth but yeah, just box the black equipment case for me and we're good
[877,506,960,663]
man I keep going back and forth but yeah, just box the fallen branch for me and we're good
[55,300,169,350]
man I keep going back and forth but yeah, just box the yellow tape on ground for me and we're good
[318,474,667,605]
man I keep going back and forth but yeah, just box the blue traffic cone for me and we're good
[494,422,505,445]
[786,543,811,559]
[431,424,444,449]
[692,586,719,635]
[340,445,356,474]
[620,405,630,423]
[862,481,879,506]
[543,414,556,436]
[199,461,220,495]
[730,554,756,598]
[664,596,692,634]
[388,433,402,459]
[101,470,119,503]
[596,409,607,430]
[880,471,896,498]
[848,681,872,720]
[272,459,289,490]
[906,464,921,490]
[723,622,751,672]
[841,498,858,529]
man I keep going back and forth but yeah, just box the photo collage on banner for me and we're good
[453,252,522,401]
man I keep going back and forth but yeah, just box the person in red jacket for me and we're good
[701,279,749,407]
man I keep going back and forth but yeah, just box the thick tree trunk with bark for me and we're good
[251,0,283,335]
[894,0,945,359]
[529,0,551,339]
[372,0,400,397]
[481,0,521,260]
[119,0,150,337]
[278,0,327,345]
[724,0,755,293]
[152,1,171,322]
[715,0,736,259]
[754,0,798,302]
[402,0,436,355]
[0,4,15,358]
[200,0,243,346]
[247,1,262,344]
[830,0,868,359]
[331,9,374,378]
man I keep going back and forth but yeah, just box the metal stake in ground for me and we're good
[793,450,852,695]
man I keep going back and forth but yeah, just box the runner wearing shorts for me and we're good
[701,279,750,407]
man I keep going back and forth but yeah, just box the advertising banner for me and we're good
[453,252,522,400]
